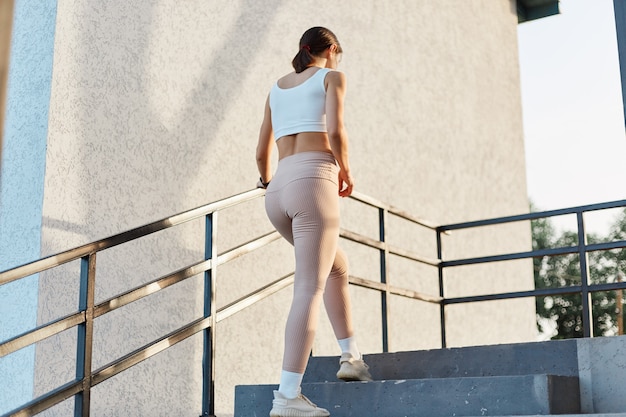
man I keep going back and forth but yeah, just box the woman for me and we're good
[256,27,372,417]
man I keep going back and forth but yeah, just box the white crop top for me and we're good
[269,68,331,141]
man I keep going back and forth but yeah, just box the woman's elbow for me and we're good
[327,127,344,143]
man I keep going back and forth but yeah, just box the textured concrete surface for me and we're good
[577,336,626,414]
[235,374,580,417]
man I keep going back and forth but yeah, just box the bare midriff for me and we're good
[276,131,333,160]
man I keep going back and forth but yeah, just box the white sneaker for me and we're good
[336,353,373,382]
[269,390,330,417]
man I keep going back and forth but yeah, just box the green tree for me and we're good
[532,207,626,339]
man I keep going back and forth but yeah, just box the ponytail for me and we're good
[291,27,342,74]
[292,46,313,73]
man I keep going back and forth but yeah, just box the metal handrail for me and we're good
[436,198,626,346]
[0,189,267,287]
[350,191,439,230]
[0,188,437,417]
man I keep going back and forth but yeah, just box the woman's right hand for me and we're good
[338,168,353,197]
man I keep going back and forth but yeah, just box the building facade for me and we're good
[1,1,542,415]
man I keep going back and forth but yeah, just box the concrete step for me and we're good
[304,339,579,383]
[234,374,580,417]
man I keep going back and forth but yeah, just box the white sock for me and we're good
[278,370,303,399]
[338,336,361,360]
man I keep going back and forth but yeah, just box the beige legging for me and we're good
[265,151,353,373]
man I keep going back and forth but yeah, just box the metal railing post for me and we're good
[201,213,218,417]
[75,254,96,416]
[577,212,594,337]
[436,229,447,348]
[379,208,389,353]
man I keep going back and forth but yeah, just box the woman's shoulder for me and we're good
[325,69,345,77]
[324,69,346,88]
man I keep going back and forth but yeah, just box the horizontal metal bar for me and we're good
[387,244,441,267]
[94,260,212,318]
[348,191,396,211]
[349,276,442,304]
[349,276,387,292]
[340,228,385,250]
[441,239,626,268]
[350,191,438,230]
[587,240,626,252]
[0,312,84,357]
[92,316,212,386]
[444,286,584,305]
[440,245,580,268]
[2,380,83,417]
[439,199,626,232]
[216,273,295,322]
[387,283,443,303]
[444,281,626,305]
[215,231,282,266]
[587,281,626,293]
[0,189,265,286]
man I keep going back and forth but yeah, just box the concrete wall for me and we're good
[1,0,535,416]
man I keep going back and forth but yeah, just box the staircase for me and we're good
[234,338,626,417]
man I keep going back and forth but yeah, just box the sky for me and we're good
[517,0,626,236]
